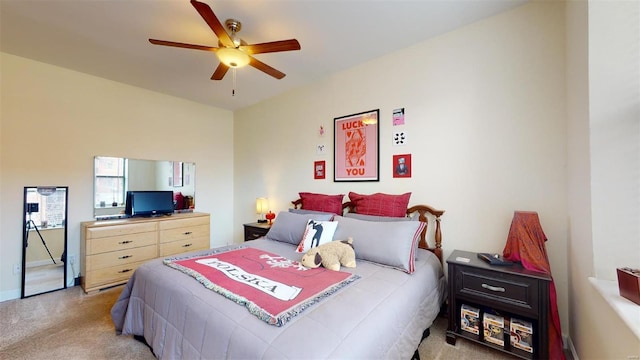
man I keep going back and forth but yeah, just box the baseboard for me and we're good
[564,335,579,360]
[0,288,21,302]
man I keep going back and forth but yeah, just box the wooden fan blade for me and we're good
[249,56,286,79]
[211,63,229,80]
[149,39,217,52]
[190,0,234,48]
[240,39,301,55]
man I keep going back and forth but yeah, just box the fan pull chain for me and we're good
[232,68,236,96]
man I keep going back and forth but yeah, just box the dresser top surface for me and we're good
[447,249,552,281]
[82,212,209,227]
[243,222,272,230]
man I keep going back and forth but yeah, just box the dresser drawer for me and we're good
[86,231,157,255]
[160,224,209,243]
[159,215,210,230]
[85,260,148,288]
[455,266,540,315]
[86,222,157,239]
[86,244,157,271]
[159,236,209,257]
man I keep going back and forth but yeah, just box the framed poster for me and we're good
[334,109,379,182]
[314,160,326,179]
[393,154,412,178]
[173,161,183,187]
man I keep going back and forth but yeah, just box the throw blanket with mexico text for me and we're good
[163,247,359,326]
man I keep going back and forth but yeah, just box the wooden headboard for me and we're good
[291,199,445,264]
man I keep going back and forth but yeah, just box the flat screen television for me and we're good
[125,191,174,217]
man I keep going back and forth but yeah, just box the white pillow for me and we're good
[295,219,338,253]
[332,215,425,273]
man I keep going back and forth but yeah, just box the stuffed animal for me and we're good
[300,238,356,271]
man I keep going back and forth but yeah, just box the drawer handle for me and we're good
[481,283,506,292]
[118,255,132,259]
[182,243,193,248]
[118,269,132,273]
[183,231,192,235]
[119,240,132,244]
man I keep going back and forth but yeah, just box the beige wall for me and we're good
[2,1,637,358]
[589,0,640,281]
[234,0,570,337]
[0,53,235,300]
[566,0,640,359]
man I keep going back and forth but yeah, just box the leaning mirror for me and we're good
[22,186,68,298]
[93,156,196,219]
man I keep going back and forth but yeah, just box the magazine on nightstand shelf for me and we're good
[483,312,506,347]
[460,304,480,335]
[510,317,534,353]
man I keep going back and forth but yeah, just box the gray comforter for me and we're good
[111,238,446,359]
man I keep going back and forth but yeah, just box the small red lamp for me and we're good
[265,211,276,225]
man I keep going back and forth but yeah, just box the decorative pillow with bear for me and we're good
[348,192,411,217]
[266,211,333,245]
[296,219,338,253]
[299,192,344,215]
[332,215,425,273]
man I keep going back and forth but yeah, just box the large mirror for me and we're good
[93,156,196,219]
[22,186,68,298]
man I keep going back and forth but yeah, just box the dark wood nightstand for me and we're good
[446,249,551,360]
[243,222,271,241]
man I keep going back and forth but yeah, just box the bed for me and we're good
[111,193,446,360]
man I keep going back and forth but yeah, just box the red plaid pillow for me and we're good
[348,192,411,217]
[299,192,344,215]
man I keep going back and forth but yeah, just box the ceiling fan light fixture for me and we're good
[149,2,299,80]
[216,47,250,68]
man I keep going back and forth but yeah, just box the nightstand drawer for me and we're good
[243,223,271,241]
[455,266,540,315]
[245,228,268,240]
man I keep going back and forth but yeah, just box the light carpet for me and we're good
[0,285,518,359]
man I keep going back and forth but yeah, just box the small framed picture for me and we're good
[393,108,405,126]
[314,160,326,179]
[393,154,411,178]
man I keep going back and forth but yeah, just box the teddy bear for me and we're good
[300,238,356,271]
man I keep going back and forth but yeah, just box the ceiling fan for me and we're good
[149,0,301,81]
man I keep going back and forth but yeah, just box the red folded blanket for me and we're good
[164,247,359,326]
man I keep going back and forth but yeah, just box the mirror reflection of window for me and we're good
[25,188,66,228]
[93,156,196,219]
[94,157,127,207]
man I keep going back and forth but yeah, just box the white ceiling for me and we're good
[1,0,526,111]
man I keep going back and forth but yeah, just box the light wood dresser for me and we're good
[80,212,210,294]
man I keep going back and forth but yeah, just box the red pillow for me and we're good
[348,192,411,217]
[299,192,344,215]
